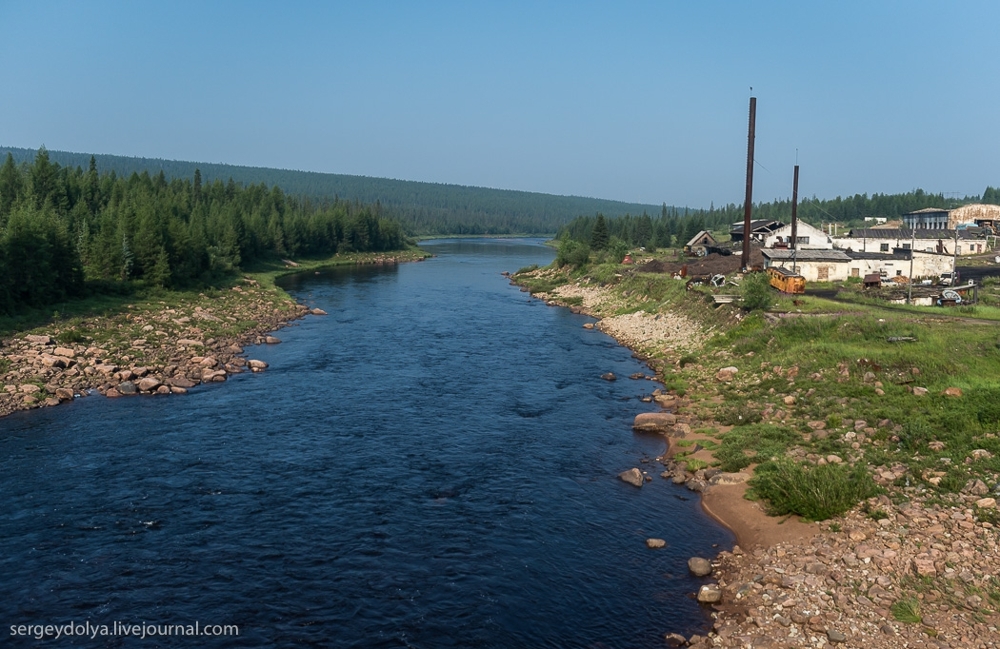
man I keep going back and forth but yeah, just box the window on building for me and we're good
[879,243,889,252]
[902,243,911,249]
[896,270,902,276]
[796,236,809,244]
[970,245,976,253]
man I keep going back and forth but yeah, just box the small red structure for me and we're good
[622,254,634,265]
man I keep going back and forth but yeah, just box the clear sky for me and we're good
[1,1,996,208]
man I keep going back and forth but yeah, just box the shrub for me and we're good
[515,264,539,275]
[556,239,591,268]
[715,403,764,427]
[741,271,773,311]
[750,459,880,521]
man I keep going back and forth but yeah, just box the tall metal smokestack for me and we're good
[791,164,799,273]
[741,96,757,270]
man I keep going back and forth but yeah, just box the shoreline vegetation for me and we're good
[512,248,1000,648]
[0,248,430,419]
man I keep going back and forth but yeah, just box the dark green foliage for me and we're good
[740,271,773,311]
[715,403,764,427]
[0,148,408,316]
[715,424,796,471]
[590,214,609,251]
[750,458,880,521]
[0,146,671,236]
[555,238,590,268]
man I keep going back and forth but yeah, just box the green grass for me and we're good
[715,424,798,472]
[890,597,923,624]
[750,459,880,521]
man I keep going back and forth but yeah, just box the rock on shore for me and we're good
[0,283,322,418]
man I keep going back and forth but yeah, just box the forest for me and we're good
[0,149,406,316]
[556,188,997,251]
[0,147,666,236]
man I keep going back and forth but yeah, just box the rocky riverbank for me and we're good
[0,279,317,418]
[514,267,1000,649]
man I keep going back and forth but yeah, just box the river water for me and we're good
[0,239,731,648]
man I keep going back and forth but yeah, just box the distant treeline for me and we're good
[558,188,995,250]
[0,146,670,236]
[0,148,406,315]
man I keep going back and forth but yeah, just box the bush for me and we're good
[750,459,880,521]
[715,403,764,427]
[556,239,590,268]
[741,271,773,311]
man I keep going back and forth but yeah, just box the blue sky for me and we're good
[1,1,996,208]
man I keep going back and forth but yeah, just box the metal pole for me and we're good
[907,228,914,305]
[791,164,799,274]
[741,96,756,270]
[951,228,959,286]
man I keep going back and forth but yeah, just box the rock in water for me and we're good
[646,538,666,548]
[618,468,644,487]
[697,584,722,603]
[688,557,712,577]
[118,381,137,395]
[601,372,616,381]
[632,412,677,433]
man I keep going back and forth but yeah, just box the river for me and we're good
[0,238,731,648]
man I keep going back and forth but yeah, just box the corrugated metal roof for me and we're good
[905,207,950,214]
[847,228,977,240]
[762,249,851,261]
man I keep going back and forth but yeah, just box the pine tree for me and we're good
[590,213,609,251]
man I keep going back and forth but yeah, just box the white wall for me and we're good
[764,222,833,249]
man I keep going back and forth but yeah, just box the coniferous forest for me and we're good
[0,149,406,316]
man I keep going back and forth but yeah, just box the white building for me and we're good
[762,248,954,283]
[762,221,834,249]
[834,229,987,256]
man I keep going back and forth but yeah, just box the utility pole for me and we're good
[907,228,915,305]
[951,228,959,286]
[741,96,756,270]
[791,164,799,274]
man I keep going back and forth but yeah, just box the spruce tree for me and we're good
[590,213,609,251]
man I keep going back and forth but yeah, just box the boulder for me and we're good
[168,377,197,388]
[39,354,66,369]
[25,334,51,344]
[913,386,929,396]
[943,387,963,397]
[118,381,137,395]
[264,336,281,344]
[155,385,171,395]
[976,497,997,509]
[646,538,666,549]
[632,412,677,433]
[176,339,204,347]
[310,308,328,315]
[688,557,713,577]
[105,388,123,398]
[696,584,722,603]
[709,472,750,485]
[248,359,269,371]
[44,397,61,407]
[54,388,75,401]
[582,322,595,330]
[137,377,161,392]
[715,366,738,382]
[171,386,188,394]
[663,632,687,647]
[53,347,75,358]
[601,372,616,381]
[618,468,644,488]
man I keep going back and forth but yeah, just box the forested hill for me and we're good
[0,146,664,236]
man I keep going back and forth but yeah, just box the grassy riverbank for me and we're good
[514,253,1000,647]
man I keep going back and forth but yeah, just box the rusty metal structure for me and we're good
[741,96,756,270]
